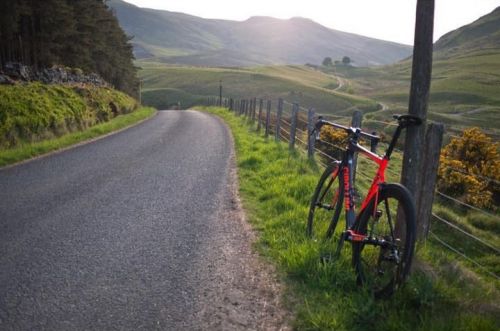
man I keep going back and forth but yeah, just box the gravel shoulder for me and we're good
[191,114,290,330]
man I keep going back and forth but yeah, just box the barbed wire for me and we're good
[316,112,350,120]
[431,213,500,254]
[314,147,338,162]
[295,126,308,136]
[295,137,308,148]
[279,131,289,143]
[280,126,291,136]
[220,100,500,281]
[318,140,346,152]
[280,118,292,128]
[428,231,499,280]
[435,190,500,221]
[364,119,399,127]
[439,165,500,185]
[296,117,309,126]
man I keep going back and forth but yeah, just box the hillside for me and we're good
[434,7,500,59]
[138,63,378,114]
[108,0,412,67]
[326,6,500,137]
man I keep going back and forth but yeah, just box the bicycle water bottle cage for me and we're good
[393,114,422,128]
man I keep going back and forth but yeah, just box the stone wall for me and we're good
[0,62,108,87]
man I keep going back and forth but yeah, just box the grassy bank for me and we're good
[202,106,499,330]
[0,106,156,167]
[0,83,139,148]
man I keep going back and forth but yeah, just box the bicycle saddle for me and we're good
[393,114,422,127]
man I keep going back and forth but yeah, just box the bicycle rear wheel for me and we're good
[307,162,344,238]
[352,183,416,298]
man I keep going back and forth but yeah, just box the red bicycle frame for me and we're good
[314,114,421,247]
[323,120,406,242]
[341,140,388,234]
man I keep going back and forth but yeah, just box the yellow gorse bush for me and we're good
[437,127,500,209]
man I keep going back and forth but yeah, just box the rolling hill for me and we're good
[108,0,412,67]
[138,63,379,115]
[326,6,500,137]
[434,7,500,59]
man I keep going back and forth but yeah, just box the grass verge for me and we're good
[0,107,156,167]
[201,106,499,331]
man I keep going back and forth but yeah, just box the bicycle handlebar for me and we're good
[311,114,422,156]
[313,116,380,143]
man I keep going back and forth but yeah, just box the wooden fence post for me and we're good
[229,98,233,111]
[307,108,315,159]
[400,0,435,241]
[275,98,283,141]
[219,80,222,107]
[245,99,249,117]
[289,103,299,149]
[351,110,363,185]
[257,99,263,131]
[416,123,444,239]
[252,97,257,121]
[265,100,271,137]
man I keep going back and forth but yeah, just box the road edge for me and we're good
[0,109,158,171]
[202,110,292,330]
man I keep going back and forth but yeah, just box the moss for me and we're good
[0,83,138,148]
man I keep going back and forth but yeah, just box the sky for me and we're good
[120,0,500,45]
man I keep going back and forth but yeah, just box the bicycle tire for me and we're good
[352,183,416,298]
[307,162,344,238]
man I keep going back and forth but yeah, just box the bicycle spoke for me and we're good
[308,163,344,238]
[384,198,396,239]
[352,185,416,298]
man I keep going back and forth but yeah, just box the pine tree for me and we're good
[0,0,139,97]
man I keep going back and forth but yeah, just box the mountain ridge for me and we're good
[108,0,412,67]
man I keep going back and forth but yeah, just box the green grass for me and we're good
[0,107,156,167]
[139,51,500,139]
[141,87,206,110]
[201,106,500,330]
[327,51,500,137]
[0,83,139,148]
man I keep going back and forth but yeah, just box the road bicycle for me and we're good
[307,114,421,298]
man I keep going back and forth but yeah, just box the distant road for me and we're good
[0,110,285,330]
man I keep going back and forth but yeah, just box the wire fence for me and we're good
[207,95,500,280]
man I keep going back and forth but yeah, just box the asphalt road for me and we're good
[0,110,285,330]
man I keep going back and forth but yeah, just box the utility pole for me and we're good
[219,80,222,107]
[400,0,435,239]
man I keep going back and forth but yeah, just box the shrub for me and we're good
[318,125,348,161]
[437,127,500,209]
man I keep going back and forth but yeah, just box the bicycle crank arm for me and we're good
[344,230,399,249]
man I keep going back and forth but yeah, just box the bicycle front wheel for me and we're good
[307,162,344,239]
[352,183,416,298]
